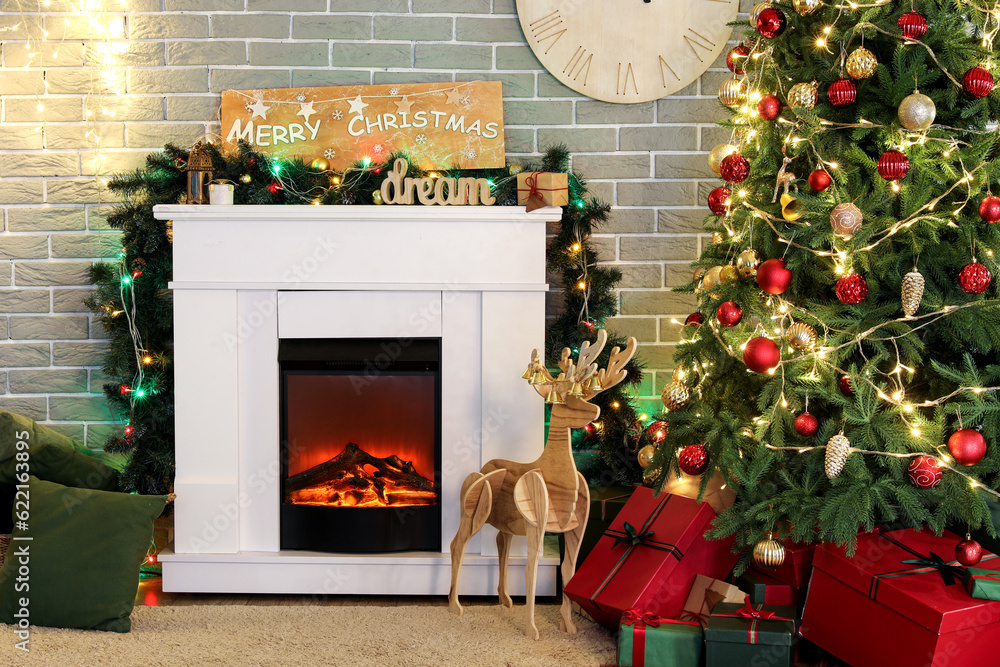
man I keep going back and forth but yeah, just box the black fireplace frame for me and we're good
[279,337,442,553]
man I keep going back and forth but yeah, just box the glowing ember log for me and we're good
[285,441,437,508]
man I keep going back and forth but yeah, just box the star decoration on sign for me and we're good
[296,101,317,122]
[394,97,414,114]
[248,100,270,120]
[348,95,369,116]
[445,88,462,105]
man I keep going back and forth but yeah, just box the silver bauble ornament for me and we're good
[898,92,936,131]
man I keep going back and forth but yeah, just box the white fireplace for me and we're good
[155,204,563,595]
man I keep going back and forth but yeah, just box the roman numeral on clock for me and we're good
[659,55,680,87]
[529,10,566,53]
[684,28,717,62]
[617,62,638,96]
[564,46,593,84]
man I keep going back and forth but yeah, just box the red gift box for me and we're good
[737,571,803,609]
[750,538,814,588]
[801,527,1000,667]
[563,486,738,629]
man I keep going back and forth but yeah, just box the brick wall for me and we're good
[0,0,749,442]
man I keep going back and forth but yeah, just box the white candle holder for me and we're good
[209,183,234,205]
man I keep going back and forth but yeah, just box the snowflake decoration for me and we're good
[460,94,473,106]
[465,149,478,160]
[332,109,344,120]
[415,134,427,145]
[389,87,400,96]
[373,144,384,154]
[296,93,306,102]
[245,104,253,113]
[324,149,336,159]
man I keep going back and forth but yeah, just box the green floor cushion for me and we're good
[0,443,120,492]
[0,411,126,471]
[0,477,168,633]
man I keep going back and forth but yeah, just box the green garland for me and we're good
[87,142,647,494]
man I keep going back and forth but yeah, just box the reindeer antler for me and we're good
[523,330,637,404]
[594,337,638,394]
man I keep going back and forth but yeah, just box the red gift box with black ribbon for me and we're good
[563,486,738,629]
[801,527,1000,667]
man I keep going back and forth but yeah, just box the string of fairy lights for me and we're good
[672,0,1000,495]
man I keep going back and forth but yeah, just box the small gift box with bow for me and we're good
[516,171,569,211]
[681,574,747,624]
[801,527,1000,667]
[616,608,703,667]
[563,486,739,629]
[736,571,803,610]
[964,566,1000,601]
[705,599,796,667]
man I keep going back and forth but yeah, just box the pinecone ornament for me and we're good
[825,433,851,479]
[901,270,925,317]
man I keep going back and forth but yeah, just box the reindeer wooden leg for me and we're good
[559,473,591,634]
[448,471,496,616]
[496,530,513,608]
[515,469,549,640]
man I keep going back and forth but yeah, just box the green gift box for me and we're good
[617,609,704,667]
[963,567,1000,601]
[705,601,796,667]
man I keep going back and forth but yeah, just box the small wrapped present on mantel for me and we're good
[616,608,703,667]
[563,486,739,629]
[801,527,1000,667]
[516,171,569,211]
[705,599,797,667]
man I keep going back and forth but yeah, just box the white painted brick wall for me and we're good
[0,0,752,439]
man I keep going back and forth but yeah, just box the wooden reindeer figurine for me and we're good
[448,329,638,639]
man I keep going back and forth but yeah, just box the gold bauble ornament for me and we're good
[165,220,173,243]
[239,174,251,184]
[720,265,739,284]
[737,249,761,277]
[788,82,818,109]
[702,265,724,291]
[902,269,925,317]
[830,202,863,237]
[708,144,739,176]
[780,192,801,222]
[846,47,878,79]
[372,190,384,205]
[753,534,786,569]
[672,366,699,386]
[825,433,851,479]
[750,2,772,24]
[643,466,658,488]
[786,322,818,350]
[661,380,691,411]
[792,0,822,15]
[638,445,657,469]
[509,163,524,175]
[898,92,936,132]
[311,157,330,171]
[711,231,724,245]
[719,77,745,108]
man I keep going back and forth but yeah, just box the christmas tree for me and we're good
[653,0,1000,566]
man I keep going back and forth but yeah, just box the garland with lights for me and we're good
[652,0,1000,567]
[86,142,644,494]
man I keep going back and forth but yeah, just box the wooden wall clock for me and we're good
[516,0,740,104]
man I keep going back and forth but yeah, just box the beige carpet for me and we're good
[1,604,616,666]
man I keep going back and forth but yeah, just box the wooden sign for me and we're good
[220,81,505,171]
[379,158,495,206]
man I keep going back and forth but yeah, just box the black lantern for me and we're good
[185,142,213,204]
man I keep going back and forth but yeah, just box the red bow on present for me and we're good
[523,172,545,212]
[736,597,781,620]
[622,608,662,627]
[620,609,700,667]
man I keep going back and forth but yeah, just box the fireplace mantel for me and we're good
[156,204,563,595]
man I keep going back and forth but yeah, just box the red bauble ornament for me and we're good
[836,273,868,304]
[964,66,995,99]
[956,537,984,566]
[948,428,987,466]
[744,337,781,373]
[795,412,819,437]
[808,169,832,192]
[685,312,704,327]
[897,11,928,41]
[757,94,782,121]
[757,258,793,295]
[720,153,750,183]
[716,301,743,327]
[979,195,1000,223]
[839,375,855,396]
[877,149,910,181]
[827,78,858,108]
[708,186,731,215]
[959,261,992,294]
[678,443,709,476]
[756,8,786,39]
[727,43,750,75]
[908,455,942,489]
[645,420,669,444]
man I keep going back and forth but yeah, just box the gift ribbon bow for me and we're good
[867,533,997,599]
[590,494,683,607]
[621,608,700,667]
[519,172,566,211]
[712,598,793,645]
